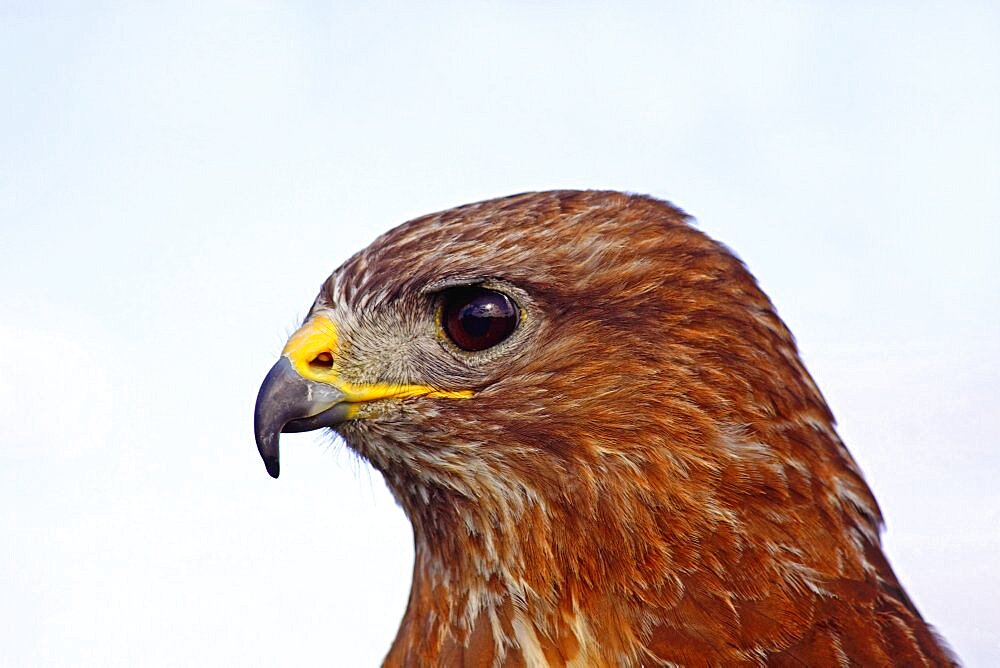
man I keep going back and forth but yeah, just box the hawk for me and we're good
[254,191,954,666]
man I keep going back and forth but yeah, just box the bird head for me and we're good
[252,191,949,665]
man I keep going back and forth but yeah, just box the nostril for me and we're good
[310,351,334,369]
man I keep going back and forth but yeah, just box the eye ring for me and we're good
[440,287,519,352]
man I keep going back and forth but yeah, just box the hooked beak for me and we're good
[253,314,472,479]
[253,356,349,479]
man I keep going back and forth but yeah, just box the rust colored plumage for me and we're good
[257,191,955,666]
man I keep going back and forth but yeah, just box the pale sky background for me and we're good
[1,2,998,665]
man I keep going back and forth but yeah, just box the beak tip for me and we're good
[264,456,280,479]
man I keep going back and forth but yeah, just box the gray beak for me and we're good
[253,357,350,478]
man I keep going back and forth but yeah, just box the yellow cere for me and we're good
[282,314,473,405]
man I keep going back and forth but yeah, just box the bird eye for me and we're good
[441,287,519,352]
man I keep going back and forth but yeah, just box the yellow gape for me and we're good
[282,315,472,414]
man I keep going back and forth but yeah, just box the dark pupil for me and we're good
[444,288,518,351]
[460,303,494,337]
